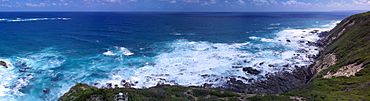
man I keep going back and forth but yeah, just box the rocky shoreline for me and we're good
[93,26,329,93]
[60,11,370,101]
[225,30,328,94]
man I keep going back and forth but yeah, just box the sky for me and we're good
[0,0,369,11]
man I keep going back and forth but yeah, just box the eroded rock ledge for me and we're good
[323,63,364,79]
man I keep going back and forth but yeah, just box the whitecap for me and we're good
[119,47,134,56]
[169,32,182,36]
[103,50,116,56]
[103,46,134,57]
[249,36,259,40]
[0,17,70,22]
[260,38,274,42]
[270,23,281,26]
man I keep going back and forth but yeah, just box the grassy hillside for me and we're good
[59,84,245,101]
[290,11,370,100]
[251,11,370,101]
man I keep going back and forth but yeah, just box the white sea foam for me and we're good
[103,51,116,56]
[102,21,339,89]
[120,47,134,56]
[0,59,15,97]
[0,59,27,101]
[17,51,65,70]
[248,36,259,40]
[0,49,65,100]
[270,23,281,26]
[0,18,70,22]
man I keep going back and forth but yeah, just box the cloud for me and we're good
[159,0,217,5]
[83,0,123,5]
[183,0,217,5]
[160,0,177,3]
[353,0,370,5]
[25,3,47,7]
[248,0,278,5]
[103,0,122,3]
[282,0,311,6]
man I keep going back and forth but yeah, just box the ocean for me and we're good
[0,12,355,100]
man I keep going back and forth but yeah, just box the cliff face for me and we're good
[284,11,370,101]
[59,11,370,101]
[215,11,370,95]
[311,11,370,79]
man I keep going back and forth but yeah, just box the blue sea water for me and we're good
[0,12,355,100]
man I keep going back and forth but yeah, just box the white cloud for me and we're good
[183,0,217,5]
[103,0,122,3]
[160,0,177,3]
[353,0,370,5]
[25,3,47,7]
[282,0,311,6]
[247,0,278,5]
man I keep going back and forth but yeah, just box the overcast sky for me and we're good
[0,0,369,11]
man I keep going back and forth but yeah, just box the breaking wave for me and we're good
[0,49,65,101]
[103,46,134,56]
[0,18,70,22]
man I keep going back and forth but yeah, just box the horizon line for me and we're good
[0,10,367,13]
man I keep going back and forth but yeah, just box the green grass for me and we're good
[247,95,290,101]
[59,84,243,101]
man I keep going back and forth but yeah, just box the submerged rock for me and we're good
[106,83,113,88]
[232,65,243,68]
[318,31,329,37]
[43,88,50,94]
[124,82,133,88]
[242,67,261,75]
[0,61,8,68]
[268,64,276,67]
[310,30,319,34]
[296,49,308,53]
[202,83,213,88]
[259,62,265,65]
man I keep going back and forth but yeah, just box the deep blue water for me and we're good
[0,12,354,100]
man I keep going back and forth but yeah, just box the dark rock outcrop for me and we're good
[0,61,8,68]
[227,67,313,94]
[242,67,261,75]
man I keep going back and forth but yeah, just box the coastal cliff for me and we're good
[59,11,370,101]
